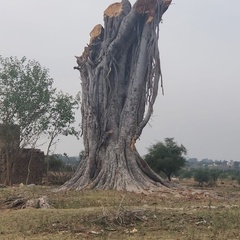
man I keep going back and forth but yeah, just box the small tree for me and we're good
[44,91,79,154]
[145,138,187,181]
[194,168,210,187]
[44,91,79,182]
[194,169,221,187]
[209,169,221,186]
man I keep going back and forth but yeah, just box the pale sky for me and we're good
[0,0,239,161]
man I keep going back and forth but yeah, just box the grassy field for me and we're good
[0,180,240,240]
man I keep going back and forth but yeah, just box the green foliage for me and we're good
[209,169,221,185]
[194,168,210,186]
[56,154,79,167]
[194,168,221,186]
[46,154,78,172]
[0,56,55,146]
[45,154,76,185]
[0,56,79,151]
[144,138,187,181]
[219,172,230,180]
[46,155,65,172]
[177,169,193,179]
[44,91,79,155]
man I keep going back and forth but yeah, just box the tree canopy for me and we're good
[145,138,187,181]
[0,55,79,149]
[0,56,55,146]
[0,55,79,185]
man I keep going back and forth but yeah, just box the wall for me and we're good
[0,124,45,185]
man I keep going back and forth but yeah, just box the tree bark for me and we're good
[61,0,173,193]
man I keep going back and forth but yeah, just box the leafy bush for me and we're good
[194,168,221,186]
[194,168,210,186]
[46,155,65,172]
[178,169,193,179]
[208,169,221,186]
[219,172,230,180]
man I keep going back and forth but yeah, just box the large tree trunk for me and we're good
[61,0,173,193]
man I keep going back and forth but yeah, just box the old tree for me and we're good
[61,0,173,192]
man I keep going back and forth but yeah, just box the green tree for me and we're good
[194,169,221,187]
[0,56,55,185]
[43,91,79,183]
[194,168,210,186]
[45,91,79,154]
[208,169,221,186]
[178,169,193,179]
[0,56,79,185]
[0,56,55,146]
[144,138,187,181]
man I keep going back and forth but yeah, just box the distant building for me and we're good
[0,124,20,150]
[0,124,44,185]
[227,160,234,168]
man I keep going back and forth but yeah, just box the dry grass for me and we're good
[0,180,240,240]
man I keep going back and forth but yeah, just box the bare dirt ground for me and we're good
[0,179,240,240]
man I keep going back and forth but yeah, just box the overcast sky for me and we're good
[1,0,239,161]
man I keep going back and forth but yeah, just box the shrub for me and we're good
[178,169,193,179]
[194,168,210,186]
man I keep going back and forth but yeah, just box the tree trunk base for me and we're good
[58,144,178,194]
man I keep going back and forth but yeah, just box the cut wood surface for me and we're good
[104,2,122,17]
